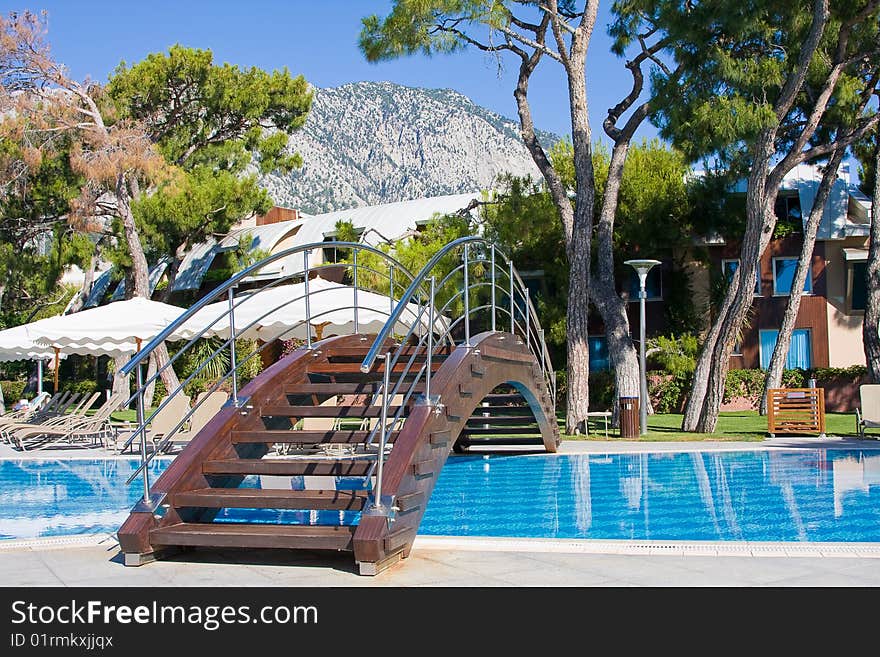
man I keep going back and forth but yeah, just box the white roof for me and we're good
[173,193,482,290]
[266,192,482,278]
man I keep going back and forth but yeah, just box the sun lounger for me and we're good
[11,393,121,450]
[155,390,229,453]
[0,392,100,442]
[856,384,880,439]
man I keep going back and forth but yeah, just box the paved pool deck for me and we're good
[1,436,879,587]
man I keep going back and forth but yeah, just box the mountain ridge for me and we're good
[258,81,560,214]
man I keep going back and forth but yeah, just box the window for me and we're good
[588,336,610,372]
[722,259,761,295]
[759,329,812,370]
[322,236,352,264]
[627,266,662,301]
[774,194,802,223]
[851,261,867,312]
[772,257,812,296]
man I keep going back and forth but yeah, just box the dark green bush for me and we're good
[60,379,99,397]
[0,380,28,403]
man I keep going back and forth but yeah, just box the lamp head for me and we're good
[624,259,662,276]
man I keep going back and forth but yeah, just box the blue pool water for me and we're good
[0,459,168,539]
[1,449,880,542]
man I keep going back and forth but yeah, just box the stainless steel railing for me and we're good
[359,237,555,517]
[120,241,420,508]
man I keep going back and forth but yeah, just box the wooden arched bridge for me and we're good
[117,237,558,575]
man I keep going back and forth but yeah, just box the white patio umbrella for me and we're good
[0,324,60,362]
[172,277,443,343]
[26,297,185,392]
[0,323,74,395]
[30,297,186,352]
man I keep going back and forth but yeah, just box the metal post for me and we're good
[426,276,435,403]
[353,249,359,334]
[524,282,530,344]
[136,361,150,502]
[463,243,470,347]
[389,265,395,316]
[639,279,648,436]
[36,360,43,395]
[372,352,391,514]
[509,261,515,335]
[539,329,546,377]
[490,245,496,332]
[303,250,312,349]
[227,287,239,406]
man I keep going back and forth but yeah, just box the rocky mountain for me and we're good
[259,81,559,215]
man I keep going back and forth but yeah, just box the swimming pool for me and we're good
[0,459,168,540]
[1,449,879,542]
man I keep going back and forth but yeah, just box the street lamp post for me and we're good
[624,259,661,436]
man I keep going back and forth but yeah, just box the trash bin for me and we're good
[619,396,639,439]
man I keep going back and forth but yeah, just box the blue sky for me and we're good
[1,0,659,145]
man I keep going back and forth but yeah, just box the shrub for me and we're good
[60,379,99,397]
[0,380,28,403]
[647,333,699,374]
[552,368,615,412]
[649,372,692,413]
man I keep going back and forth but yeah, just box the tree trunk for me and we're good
[69,251,99,313]
[761,147,846,412]
[112,355,130,402]
[158,256,180,303]
[864,143,880,382]
[592,141,640,408]
[684,135,777,432]
[508,25,593,434]
[116,175,181,395]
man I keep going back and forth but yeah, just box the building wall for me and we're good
[709,234,829,369]
[823,236,869,367]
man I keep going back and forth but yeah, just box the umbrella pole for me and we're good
[37,359,43,395]
[53,347,59,393]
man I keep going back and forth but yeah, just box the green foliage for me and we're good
[0,138,88,319]
[170,336,264,399]
[108,44,312,289]
[612,1,880,167]
[60,378,98,397]
[648,334,699,375]
[336,212,475,316]
[553,368,616,412]
[0,380,28,402]
[854,126,877,196]
[650,372,692,414]
[484,139,702,364]
[109,44,311,172]
[811,365,868,381]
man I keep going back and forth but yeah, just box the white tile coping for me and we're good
[0,533,118,551]
[412,535,880,559]
[4,532,880,559]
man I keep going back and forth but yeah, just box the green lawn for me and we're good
[561,410,862,441]
[108,407,866,441]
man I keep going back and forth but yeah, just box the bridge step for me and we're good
[172,487,369,510]
[285,382,426,395]
[203,458,374,477]
[459,426,542,435]
[260,405,406,418]
[150,523,355,551]
[466,415,538,426]
[308,362,442,375]
[231,430,398,444]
